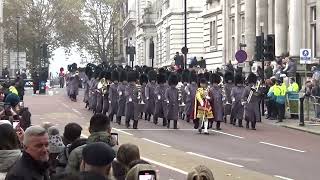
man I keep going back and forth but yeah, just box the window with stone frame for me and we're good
[210,20,217,47]
[165,0,170,9]
[240,14,245,44]
[230,17,235,60]
[311,6,317,57]
[166,27,170,62]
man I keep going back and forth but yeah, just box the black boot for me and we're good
[246,121,250,129]
[109,114,114,122]
[153,117,158,125]
[251,121,256,130]
[216,121,221,130]
[173,120,178,129]
[208,121,213,129]
[125,119,130,128]
[144,113,148,120]
[193,119,199,129]
[133,120,138,129]
[163,118,167,127]
[238,119,243,127]
[147,114,151,121]
[116,116,121,125]
[166,120,170,128]
[140,113,143,119]
[186,116,190,123]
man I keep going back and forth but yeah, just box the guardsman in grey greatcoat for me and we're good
[83,65,93,108]
[153,73,168,126]
[108,70,119,121]
[184,71,198,123]
[209,73,224,130]
[242,73,261,130]
[96,71,106,114]
[180,69,190,120]
[116,70,128,125]
[125,71,139,129]
[230,74,245,127]
[145,70,157,121]
[165,73,179,129]
[89,70,99,113]
[69,72,81,102]
[102,71,111,115]
[139,73,148,120]
[223,72,234,123]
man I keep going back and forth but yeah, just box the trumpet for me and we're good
[136,84,145,104]
[247,80,261,104]
[97,78,109,96]
[177,83,185,106]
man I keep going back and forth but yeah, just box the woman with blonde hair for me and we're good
[187,165,215,180]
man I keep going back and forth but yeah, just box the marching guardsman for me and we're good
[180,69,190,120]
[139,73,148,120]
[223,71,234,123]
[165,73,179,129]
[108,70,120,121]
[145,70,157,121]
[116,70,128,125]
[89,68,100,113]
[194,78,213,134]
[69,70,81,102]
[184,71,198,124]
[154,72,168,126]
[125,71,139,129]
[96,71,106,114]
[102,71,111,115]
[209,73,223,130]
[242,73,261,130]
[230,74,245,127]
[84,64,94,108]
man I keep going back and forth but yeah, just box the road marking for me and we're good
[113,128,133,136]
[142,138,171,148]
[116,128,195,131]
[274,175,295,180]
[62,103,69,108]
[186,152,244,168]
[211,130,244,139]
[259,142,305,153]
[72,108,82,115]
[141,157,188,175]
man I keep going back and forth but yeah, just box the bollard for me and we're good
[299,95,305,126]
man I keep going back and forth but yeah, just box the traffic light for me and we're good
[255,36,263,61]
[263,34,275,61]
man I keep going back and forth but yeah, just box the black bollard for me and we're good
[299,95,305,126]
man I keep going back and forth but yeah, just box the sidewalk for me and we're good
[263,117,320,136]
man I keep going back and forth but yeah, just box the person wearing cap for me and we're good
[274,79,286,123]
[47,126,65,176]
[80,142,115,180]
[125,164,157,180]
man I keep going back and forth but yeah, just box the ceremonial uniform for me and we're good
[230,74,245,127]
[138,74,148,119]
[153,73,168,126]
[145,70,157,121]
[69,74,81,101]
[108,70,119,121]
[96,72,106,114]
[88,77,98,112]
[223,81,234,123]
[83,74,90,107]
[102,71,111,115]
[116,71,128,125]
[209,84,223,130]
[184,72,198,122]
[165,74,179,129]
[125,72,139,129]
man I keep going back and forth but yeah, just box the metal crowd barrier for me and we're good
[295,94,320,126]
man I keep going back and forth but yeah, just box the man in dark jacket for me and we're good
[6,126,50,180]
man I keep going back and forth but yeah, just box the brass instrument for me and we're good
[97,78,109,96]
[136,84,145,104]
[247,80,261,104]
[177,83,185,106]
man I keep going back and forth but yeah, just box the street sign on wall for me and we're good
[9,51,27,69]
[300,49,312,64]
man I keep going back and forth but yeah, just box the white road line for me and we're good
[116,128,195,131]
[62,103,69,108]
[71,108,82,115]
[113,128,133,136]
[259,142,305,153]
[274,175,295,180]
[141,157,188,175]
[142,138,172,148]
[186,152,244,168]
[211,130,245,139]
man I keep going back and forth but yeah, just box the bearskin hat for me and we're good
[148,70,157,81]
[224,71,234,83]
[211,73,221,84]
[127,71,137,82]
[197,73,204,84]
[157,73,167,84]
[234,74,244,85]
[182,69,190,83]
[70,63,77,72]
[119,70,127,82]
[199,78,207,85]
[99,71,106,80]
[94,67,102,79]
[189,71,198,83]
[111,70,119,82]
[105,71,111,80]
[204,72,211,82]
[140,73,148,84]
[158,68,166,75]
[168,73,179,86]
[246,73,257,84]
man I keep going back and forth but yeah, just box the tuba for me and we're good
[97,78,109,96]
[247,80,261,104]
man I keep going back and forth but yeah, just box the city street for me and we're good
[27,88,320,180]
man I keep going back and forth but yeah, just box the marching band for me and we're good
[64,63,263,134]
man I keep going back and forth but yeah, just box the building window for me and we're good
[165,0,170,9]
[210,20,217,47]
[166,27,170,62]
[311,6,317,57]
[231,0,235,5]
[231,18,235,36]
[240,15,245,34]
[231,37,235,59]
[159,33,162,63]
[311,6,316,21]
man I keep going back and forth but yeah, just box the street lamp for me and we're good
[183,0,187,69]
[16,16,20,75]
[260,22,265,116]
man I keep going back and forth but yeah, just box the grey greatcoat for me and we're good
[145,82,157,115]
[117,82,127,117]
[108,83,119,116]
[83,75,90,103]
[230,85,245,120]
[125,83,139,120]
[165,86,179,121]
[154,84,168,119]
[137,84,147,113]
[224,83,234,116]
[89,78,98,111]
[184,83,198,118]
[242,84,261,122]
[102,86,109,115]
[209,84,224,122]
[96,89,104,114]
[69,75,81,96]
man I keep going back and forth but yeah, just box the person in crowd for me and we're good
[6,126,50,180]
[282,57,297,78]
[96,71,107,114]
[125,71,139,129]
[230,74,245,127]
[66,114,116,173]
[138,73,148,120]
[59,68,65,88]
[185,71,198,124]
[174,52,184,70]
[102,71,111,116]
[125,164,157,180]
[187,165,215,180]
[274,78,287,123]
[144,70,157,122]
[79,142,115,180]
[310,79,320,118]
[15,75,25,101]
[62,123,83,146]
[266,77,277,120]
[165,73,179,129]
[288,78,299,93]
[265,62,273,80]
[47,127,65,176]
[153,72,168,126]
[116,70,128,125]
[0,121,22,179]
[108,70,120,122]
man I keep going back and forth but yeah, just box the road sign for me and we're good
[300,49,312,64]
[235,50,247,63]
[9,51,27,70]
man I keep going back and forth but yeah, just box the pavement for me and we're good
[25,87,320,180]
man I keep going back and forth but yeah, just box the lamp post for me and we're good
[260,22,265,117]
[16,16,20,75]
[183,0,187,69]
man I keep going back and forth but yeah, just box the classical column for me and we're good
[268,0,274,34]
[256,0,268,36]
[289,0,302,57]
[245,0,256,61]
[316,0,320,57]
[275,0,288,57]
[145,37,150,66]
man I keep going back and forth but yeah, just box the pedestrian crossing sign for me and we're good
[300,49,312,64]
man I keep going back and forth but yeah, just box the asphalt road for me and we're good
[25,87,320,180]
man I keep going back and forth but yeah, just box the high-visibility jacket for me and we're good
[9,86,19,96]
[274,84,286,104]
[288,82,299,93]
